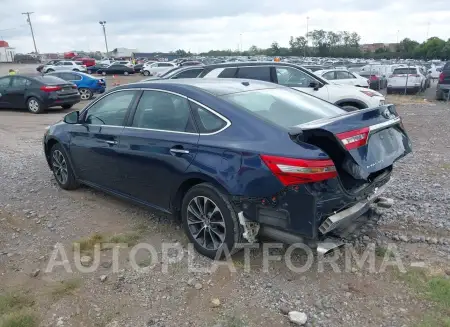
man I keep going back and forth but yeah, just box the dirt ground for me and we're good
[0,66,449,327]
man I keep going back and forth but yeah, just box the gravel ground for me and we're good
[0,76,449,327]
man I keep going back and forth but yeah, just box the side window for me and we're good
[237,67,271,82]
[0,77,12,87]
[11,77,31,88]
[336,71,352,79]
[69,73,82,81]
[132,91,195,133]
[173,68,204,79]
[60,72,75,80]
[64,62,73,66]
[218,68,237,78]
[190,102,227,134]
[275,67,316,87]
[322,72,335,80]
[85,91,137,126]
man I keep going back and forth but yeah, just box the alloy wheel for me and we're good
[187,196,226,250]
[52,150,68,185]
[28,99,40,113]
[79,89,91,100]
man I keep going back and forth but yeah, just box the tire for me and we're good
[181,183,243,259]
[340,105,359,112]
[102,72,106,76]
[73,69,79,72]
[78,88,93,100]
[387,88,392,95]
[124,71,129,76]
[61,104,73,109]
[50,143,79,190]
[87,70,92,74]
[143,70,150,76]
[46,69,54,73]
[27,97,44,114]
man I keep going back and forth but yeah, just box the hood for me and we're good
[326,83,383,97]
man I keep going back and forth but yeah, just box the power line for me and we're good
[22,12,38,54]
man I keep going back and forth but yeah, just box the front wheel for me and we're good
[102,72,106,76]
[78,88,93,100]
[143,70,150,76]
[46,69,54,73]
[181,183,243,259]
[124,71,129,76]
[50,143,79,190]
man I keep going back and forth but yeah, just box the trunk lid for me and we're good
[290,104,412,183]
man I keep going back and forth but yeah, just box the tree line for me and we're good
[189,29,450,60]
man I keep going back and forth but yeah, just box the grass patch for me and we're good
[375,246,395,258]
[398,268,450,326]
[440,163,450,171]
[51,278,81,300]
[74,233,105,253]
[0,294,34,316]
[0,311,37,327]
[217,315,247,327]
[108,232,140,245]
[74,230,144,254]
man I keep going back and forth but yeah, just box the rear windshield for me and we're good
[33,76,67,84]
[393,68,417,74]
[222,88,345,128]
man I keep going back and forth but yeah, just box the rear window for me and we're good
[33,76,67,84]
[393,68,417,74]
[222,88,345,128]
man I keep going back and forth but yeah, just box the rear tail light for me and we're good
[439,72,444,83]
[370,75,379,81]
[40,85,62,92]
[260,155,337,186]
[410,74,420,78]
[336,127,369,150]
[72,85,77,89]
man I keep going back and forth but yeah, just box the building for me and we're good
[110,47,138,59]
[0,40,15,62]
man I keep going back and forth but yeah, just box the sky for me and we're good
[1,0,449,54]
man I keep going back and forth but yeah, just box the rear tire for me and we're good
[340,105,359,112]
[50,143,79,190]
[62,104,73,109]
[27,97,44,114]
[124,71,129,76]
[78,87,93,100]
[181,183,243,259]
[87,69,92,74]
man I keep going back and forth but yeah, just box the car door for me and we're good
[274,66,330,100]
[118,90,199,210]
[335,71,354,86]
[0,77,12,108]
[6,76,32,108]
[68,90,140,191]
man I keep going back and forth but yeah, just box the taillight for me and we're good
[260,155,337,186]
[336,127,369,150]
[72,85,77,89]
[40,85,62,92]
[370,75,379,81]
[439,72,444,83]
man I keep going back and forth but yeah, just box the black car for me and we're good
[96,64,135,76]
[436,61,450,100]
[86,64,110,74]
[0,75,81,113]
[142,66,205,81]
[14,54,41,64]
[133,63,144,73]
[37,59,63,72]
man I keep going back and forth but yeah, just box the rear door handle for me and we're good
[170,148,189,154]
[104,140,118,146]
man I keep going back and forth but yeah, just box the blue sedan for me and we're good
[47,71,106,100]
[43,79,412,258]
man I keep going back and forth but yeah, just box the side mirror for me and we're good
[309,81,321,90]
[63,111,79,124]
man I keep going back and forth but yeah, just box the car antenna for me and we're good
[241,81,250,86]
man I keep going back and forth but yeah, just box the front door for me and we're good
[68,90,140,191]
[118,90,199,210]
[0,77,12,108]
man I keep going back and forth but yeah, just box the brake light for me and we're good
[370,75,379,81]
[439,72,444,83]
[336,127,369,150]
[260,155,337,186]
[72,85,77,89]
[40,85,62,92]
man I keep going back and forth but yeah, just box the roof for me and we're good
[0,41,10,47]
[120,78,278,96]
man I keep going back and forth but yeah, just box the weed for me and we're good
[51,278,81,300]
[0,311,37,327]
[0,294,34,316]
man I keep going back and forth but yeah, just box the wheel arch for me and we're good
[334,98,368,109]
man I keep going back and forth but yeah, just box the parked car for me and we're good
[37,59,63,72]
[72,57,96,67]
[0,74,80,113]
[142,66,205,81]
[199,62,386,111]
[387,66,426,94]
[358,72,388,90]
[315,69,370,87]
[179,61,203,67]
[428,65,443,80]
[141,62,177,76]
[133,63,144,73]
[47,71,106,100]
[111,61,133,68]
[14,54,41,64]
[43,61,87,74]
[43,79,411,258]
[96,64,135,76]
[86,64,110,74]
[302,65,330,72]
[436,61,450,100]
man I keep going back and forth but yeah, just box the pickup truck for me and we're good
[436,61,450,100]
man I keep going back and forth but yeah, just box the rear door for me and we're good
[0,77,12,107]
[6,76,32,108]
[68,90,140,191]
[335,71,357,86]
[118,90,199,210]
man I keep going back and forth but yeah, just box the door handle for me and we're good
[104,140,118,146]
[170,148,189,154]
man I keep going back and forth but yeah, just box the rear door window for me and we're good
[322,71,335,80]
[189,101,227,133]
[236,67,272,82]
[11,77,31,88]
[0,77,11,88]
[275,67,317,87]
[218,68,237,78]
[336,71,353,79]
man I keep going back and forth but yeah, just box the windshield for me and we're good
[393,68,418,74]
[222,87,345,128]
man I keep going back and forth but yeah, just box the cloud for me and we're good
[0,0,449,53]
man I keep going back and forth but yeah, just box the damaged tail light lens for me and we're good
[260,155,337,186]
[336,127,369,150]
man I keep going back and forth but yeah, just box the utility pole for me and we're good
[397,29,399,44]
[240,33,242,53]
[22,12,38,54]
[99,21,109,55]
[426,22,430,40]
[304,16,309,57]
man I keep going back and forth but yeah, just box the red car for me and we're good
[73,57,96,67]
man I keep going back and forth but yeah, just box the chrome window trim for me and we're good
[188,98,231,135]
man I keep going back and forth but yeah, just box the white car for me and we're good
[202,63,385,111]
[141,62,177,76]
[43,61,87,73]
[315,69,370,88]
[387,66,426,94]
